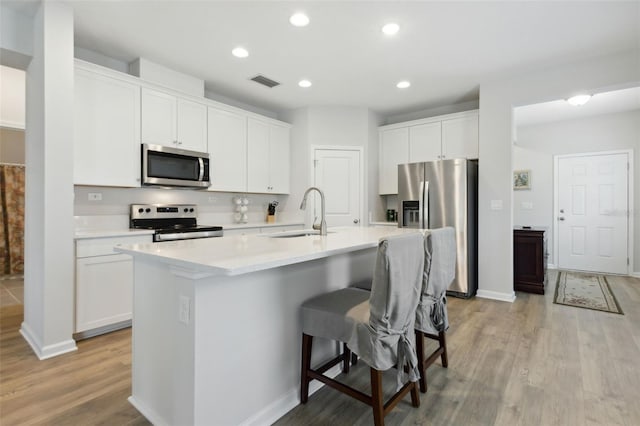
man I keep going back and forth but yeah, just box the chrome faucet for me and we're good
[300,187,327,236]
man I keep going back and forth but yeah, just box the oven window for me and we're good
[148,151,199,180]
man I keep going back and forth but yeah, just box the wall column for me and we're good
[20,1,76,359]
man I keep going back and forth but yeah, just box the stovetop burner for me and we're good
[130,204,223,242]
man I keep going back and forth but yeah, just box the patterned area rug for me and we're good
[554,271,623,314]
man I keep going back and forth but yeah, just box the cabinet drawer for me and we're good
[76,235,151,258]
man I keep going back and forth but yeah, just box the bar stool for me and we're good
[414,227,456,393]
[300,233,425,426]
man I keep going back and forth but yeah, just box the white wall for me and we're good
[385,99,479,125]
[478,49,640,302]
[0,4,33,69]
[514,109,640,271]
[0,65,26,129]
[21,1,77,359]
[280,106,381,226]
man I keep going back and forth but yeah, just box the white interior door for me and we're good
[313,148,361,227]
[557,152,629,274]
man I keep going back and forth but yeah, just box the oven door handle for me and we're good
[198,157,205,181]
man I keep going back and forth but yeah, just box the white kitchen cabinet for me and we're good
[75,234,151,337]
[74,67,141,187]
[409,121,441,162]
[378,127,409,195]
[141,87,207,152]
[76,254,133,334]
[247,118,290,194]
[441,113,479,159]
[379,110,478,194]
[207,107,247,192]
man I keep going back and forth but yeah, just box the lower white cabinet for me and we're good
[75,234,151,337]
[76,254,133,333]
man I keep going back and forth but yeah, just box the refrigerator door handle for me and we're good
[422,180,429,229]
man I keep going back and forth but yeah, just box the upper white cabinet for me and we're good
[247,118,290,194]
[141,88,207,152]
[74,67,141,187]
[441,114,479,159]
[409,121,441,163]
[379,127,409,195]
[207,107,247,192]
[378,110,478,194]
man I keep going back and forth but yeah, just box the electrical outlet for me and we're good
[208,196,217,203]
[521,201,534,210]
[179,295,190,324]
[88,192,102,201]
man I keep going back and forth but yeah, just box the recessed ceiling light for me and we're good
[382,23,400,35]
[290,13,309,27]
[566,94,592,106]
[396,81,411,89]
[298,79,312,88]
[231,47,249,58]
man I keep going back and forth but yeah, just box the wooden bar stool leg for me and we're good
[415,330,427,393]
[410,381,421,407]
[343,343,351,374]
[439,331,448,368]
[370,368,384,426]
[301,334,313,403]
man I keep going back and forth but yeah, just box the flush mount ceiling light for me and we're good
[567,94,592,106]
[290,12,310,27]
[298,79,312,88]
[396,81,411,89]
[382,23,400,35]
[231,47,249,58]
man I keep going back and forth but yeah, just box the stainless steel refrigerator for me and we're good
[398,159,478,298]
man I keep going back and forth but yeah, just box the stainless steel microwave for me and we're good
[141,144,210,188]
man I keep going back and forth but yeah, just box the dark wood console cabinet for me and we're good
[513,227,547,294]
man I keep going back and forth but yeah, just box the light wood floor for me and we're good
[1,271,639,425]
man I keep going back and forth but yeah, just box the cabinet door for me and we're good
[76,254,133,332]
[442,113,478,159]
[74,69,141,187]
[247,118,271,193]
[207,107,247,192]
[268,124,290,194]
[177,98,207,152]
[141,88,177,146]
[409,121,441,162]
[379,127,409,194]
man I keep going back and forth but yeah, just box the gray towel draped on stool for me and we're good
[415,227,456,334]
[301,232,424,388]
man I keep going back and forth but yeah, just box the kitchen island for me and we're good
[116,226,418,426]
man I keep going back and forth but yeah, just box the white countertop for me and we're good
[115,226,421,276]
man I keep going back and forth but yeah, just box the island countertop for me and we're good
[115,226,416,276]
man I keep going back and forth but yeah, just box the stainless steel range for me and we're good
[130,204,223,242]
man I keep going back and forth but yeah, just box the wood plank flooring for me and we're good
[1,271,639,425]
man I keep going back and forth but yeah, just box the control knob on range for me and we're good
[145,208,151,213]
[138,208,144,213]
[184,208,188,213]
[189,208,194,212]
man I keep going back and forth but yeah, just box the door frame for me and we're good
[553,149,634,275]
[309,145,365,227]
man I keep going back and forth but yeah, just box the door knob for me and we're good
[558,217,565,221]
[353,219,359,224]
[560,209,565,213]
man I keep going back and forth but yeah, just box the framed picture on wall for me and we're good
[513,170,531,190]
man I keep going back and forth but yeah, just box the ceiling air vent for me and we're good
[250,75,280,88]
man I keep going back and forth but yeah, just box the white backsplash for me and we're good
[74,186,303,230]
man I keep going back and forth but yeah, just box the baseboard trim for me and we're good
[476,289,516,303]
[239,364,343,426]
[547,263,557,270]
[20,322,77,360]
[630,272,640,279]
[128,396,168,426]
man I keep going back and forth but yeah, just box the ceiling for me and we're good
[6,1,640,117]
[515,86,640,127]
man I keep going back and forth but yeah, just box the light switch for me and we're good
[490,200,503,210]
[521,201,533,210]
[179,295,190,324]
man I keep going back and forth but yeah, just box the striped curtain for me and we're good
[0,165,25,275]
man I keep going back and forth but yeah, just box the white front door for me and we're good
[557,152,629,274]
[313,148,362,227]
